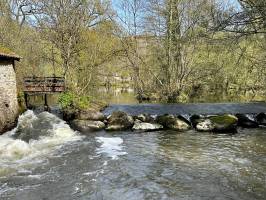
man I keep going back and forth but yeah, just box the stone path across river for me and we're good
[103,103,266,116]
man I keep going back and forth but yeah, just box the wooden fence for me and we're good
[23,77,65,93]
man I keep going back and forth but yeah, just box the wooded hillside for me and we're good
[0,0,265,105]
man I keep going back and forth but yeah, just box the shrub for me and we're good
[58,92,91,110]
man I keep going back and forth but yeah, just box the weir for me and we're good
[103,103,266,116]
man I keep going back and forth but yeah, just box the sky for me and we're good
[111,0,240,18]
[111,0,241,11]
[110,0,242,27]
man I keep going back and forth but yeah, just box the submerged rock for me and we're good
[75,110,105,121]
[196,114,238,133]
[133,120,163,131]
[236,114,259,128]
[62,108,77,121]
[156,114,190,131]
[71,120,105,133]
[106,111,134,131]
[256,113,266,126]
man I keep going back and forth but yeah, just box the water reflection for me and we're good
[26,87,265,107]
[98,87,138,104]
[25,94,60,107]
[103,87,266,104]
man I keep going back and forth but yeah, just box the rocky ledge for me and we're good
[63,109,266,134]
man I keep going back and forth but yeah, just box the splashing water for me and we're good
[0,110,82,177]
[96,137,127,160]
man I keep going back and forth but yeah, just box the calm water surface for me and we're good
[0,111,265,200]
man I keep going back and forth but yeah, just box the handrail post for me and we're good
[24,93,28,108]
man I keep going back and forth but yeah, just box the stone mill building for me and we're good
[0,46,20,134]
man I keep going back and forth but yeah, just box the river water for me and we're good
[0,108,266,200]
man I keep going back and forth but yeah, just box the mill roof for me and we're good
[0,45,21,61]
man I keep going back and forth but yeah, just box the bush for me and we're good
[58,92,91,110]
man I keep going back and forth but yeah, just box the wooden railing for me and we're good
[23,77,65,93]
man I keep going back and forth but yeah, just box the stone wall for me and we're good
[0,60,19,133]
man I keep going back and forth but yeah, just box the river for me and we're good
[0,106,266,200]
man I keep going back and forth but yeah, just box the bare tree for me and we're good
[144,0,217,102]
[115,0,148,99]
[32,0,112,82]
[215,0,266,35]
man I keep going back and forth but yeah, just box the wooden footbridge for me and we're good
[23,76,65,109]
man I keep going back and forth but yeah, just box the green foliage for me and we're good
[58,92,75,109]
[58,92,91,110]
[17,92,25,104]
[77,95,92,110]
[17,92,27,114]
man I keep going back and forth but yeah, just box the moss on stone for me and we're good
[209,114,238,125]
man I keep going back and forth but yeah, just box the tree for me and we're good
[143,0,219,102]
[115,0,148,99]
[215,0,266,35]
[32,0,112,82]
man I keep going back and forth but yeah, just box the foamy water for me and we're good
[96,137,127,160]
[0,110,82,177]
